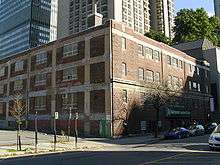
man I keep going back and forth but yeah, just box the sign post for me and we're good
[34,111,38,153]
[54,112,58,151]
[75,111,78,148]
[68,107,72,142]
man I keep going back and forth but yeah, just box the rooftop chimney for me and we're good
[87,0,103,28]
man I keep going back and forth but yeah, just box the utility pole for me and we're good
[34,111,38,153]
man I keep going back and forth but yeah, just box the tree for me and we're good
[145,30,171,45]
[9,92,26,151]
[143,80,182,138]
[173,8,220,46]
[113,92,140,137]
[209,16,220,46]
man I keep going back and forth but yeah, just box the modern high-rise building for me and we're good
[0,0,58,58]
[57,0,151,38]
[214,0,220,17]
[57,0,174,39]
[149,0,175,38]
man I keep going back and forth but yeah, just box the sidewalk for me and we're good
[0,132,163,158]
[85,134,164,145]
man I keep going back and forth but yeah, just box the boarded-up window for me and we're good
[90,62,105,83]
[90,90,105,113]
[90,35,105,57]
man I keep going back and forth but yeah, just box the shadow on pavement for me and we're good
[1,151,220,165]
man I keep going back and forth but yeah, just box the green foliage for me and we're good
[145,30,171,45]
[173,8,220,46]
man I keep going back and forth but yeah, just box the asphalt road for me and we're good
[1,134,220,165]
[1,151,220,165]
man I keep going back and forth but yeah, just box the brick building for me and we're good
[0,20,211,137]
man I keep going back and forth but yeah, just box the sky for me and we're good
[175,0,215,16]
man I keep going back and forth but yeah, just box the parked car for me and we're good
[164,127,191,139]
[209,124,220,150]
[188,125,205,136]
[205,123,218,134]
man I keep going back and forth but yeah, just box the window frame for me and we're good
[138,68,144,80]
[35,96,46,110]
[36,51,47,65]
[63,67,78,81]
[14,80,23,91]
[63,42,78,57]
[15,60,24,72]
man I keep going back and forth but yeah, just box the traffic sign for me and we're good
[55,112,59,120]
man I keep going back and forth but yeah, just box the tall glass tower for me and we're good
[0,0,58,58]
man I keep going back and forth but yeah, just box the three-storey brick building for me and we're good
[0,20,211,137]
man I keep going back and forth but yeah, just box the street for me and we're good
[1,134,220,165]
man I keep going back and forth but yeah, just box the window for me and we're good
[179,78,183,86]
[193,82,197,89]
[35,73,47,85]
[62,93,77,109]
[189,81,192,90]
[206,85,209,93]
[36,52,47,64]
[189,64,192,72]
[63,43,78,57]
[153,50,160,61]
[168,75,172,84]
[14,80,23,90]
[63,67,78,81]
[122,90,128,103]
[167,55,171,65]
[146,70,153,82]
[154,72,160,82]
[121,37,126,49]
[35,96,46,110]
[0,103,3,115]
[198,83,201,92]
[15,60,24,72]
[137,44,143,55]
[205,70,208,78]
[172,57,178,67]
[196,67,200,75]
[0,85,4,94]
[122,63,127,76]
[179,60,183,69]
[144,47,153,59]
[0,67,5,77]
[140,92,145,102]
[172,76,178,85]
[192,65,195,73]
[138,68,144,80]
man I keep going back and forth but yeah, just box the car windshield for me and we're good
[213,125,220,133]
